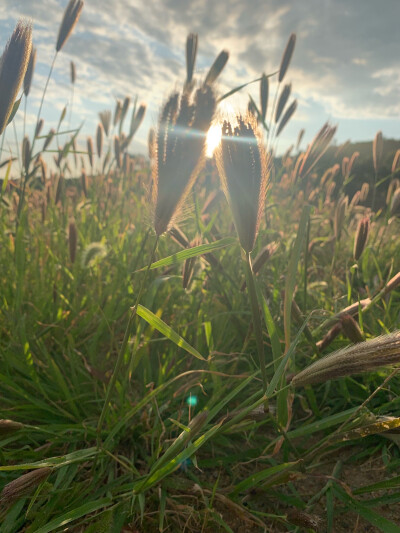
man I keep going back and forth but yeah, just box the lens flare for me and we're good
[206,123,222,158]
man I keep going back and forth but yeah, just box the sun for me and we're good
[206,123,222,158]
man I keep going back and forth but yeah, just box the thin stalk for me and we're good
[244,251,268,395]
[30,52,57,158]
[97,235,159,446]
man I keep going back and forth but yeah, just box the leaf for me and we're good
[7,96,22,125]
[34,498,112,533]
[136,305,206,361]
[136,237,236,271]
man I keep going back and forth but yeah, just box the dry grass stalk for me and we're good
[216,114,269,252]
[382,272,400,298]
[276,100,297,137]
[372,130,383,174]
[169,226,190,248]
[316,322,342,352]
[152,86,216,236]
[23,46,36,97]
[0,419,23,436]
[292,331,400,386]
[185,33,198,86]
[279,33,296,82]
[99,110,111,136]
[204,50,229,86]
[392,149,400,174]
[56,0,84,52]
[341,156,349,178]
[96,123,103,158]
[68,221,77,263]
[341,314,364,343]
[286,509,322,531]
[147,128,155,160]
[0,468,52,508]
[275,83,291,123]
[0,20,32,134]
[260,73,269,122]
[353,215,370,261]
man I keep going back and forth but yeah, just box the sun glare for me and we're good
[206,123,222,158]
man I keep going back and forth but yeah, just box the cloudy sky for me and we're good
[1,0,399,161]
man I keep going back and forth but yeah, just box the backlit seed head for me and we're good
[152,86,216,236]
[353,215,370,261]
[56,0,84,52]
[216,114,269,252]
[0,468,52,508]
[0,20,32,134]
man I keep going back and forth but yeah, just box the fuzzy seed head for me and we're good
[23,45,36,97]
[216,114,269,252]
[56,0,84,52]
[0,20,32,134]
[152,86,216,235]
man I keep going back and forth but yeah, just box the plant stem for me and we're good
[97,235,159,446]
[244,251,268,395]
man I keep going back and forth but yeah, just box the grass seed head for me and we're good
[23,45,36,97]
[22,136,30,172]
[216,113,269,253]
[260,73,269,122]
[0,468,52,508]
[152,86,216,236]
[292,331,400,386]
[86,136,93,167]
[353,215,370,261]
[99,110,111,136]
[390,188,400,217]
[204,50,229,86]
[372,130,383,174]
[56,0,84,52]
[0,419,24,436]
[275,83,291,123]
[0,20,32,134]
[279,33,296,82]
[96,123,103,158]
[185,33,198,86]
[392,149,400,174]
[70,60,76,83]
[129,103,146,139]
[276,99,297,137]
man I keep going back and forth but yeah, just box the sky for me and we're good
[0,0,399,164]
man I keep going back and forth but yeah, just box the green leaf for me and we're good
[333,484,399,532]
[136,305,206,361]
[7,96,22,126]
[230,460,302,496]
[34,498,112,533]
[136,237,236,271]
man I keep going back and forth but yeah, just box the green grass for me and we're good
[1,10,400,533]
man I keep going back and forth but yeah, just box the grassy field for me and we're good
[1,3,400,532]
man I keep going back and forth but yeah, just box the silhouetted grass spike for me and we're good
[23,46,36,97]
[279,33,296,82]
[153,86,216,236]
[275,83,291,123]
[0,20,32,134]
[204,50,229,86]
[276,100,297,137]
[260,73,269,122]
[56,0,84,52]
[70,60,76,84]
[216,114,269,252]
[353,215,370,261]
[99,110,111,136]
[186,33,198,85]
